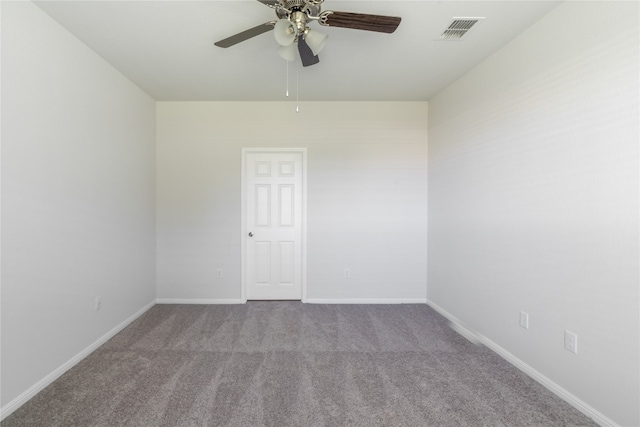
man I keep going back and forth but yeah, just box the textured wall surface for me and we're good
[156,102,428,302]
[1,1,156,411]
[428,2,639,425]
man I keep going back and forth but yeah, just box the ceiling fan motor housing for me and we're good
[278,0,322,21]
[283,0,305,9]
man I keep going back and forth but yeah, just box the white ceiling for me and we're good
[34,0,561,101]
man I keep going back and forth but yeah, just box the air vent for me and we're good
[437,17,484,40]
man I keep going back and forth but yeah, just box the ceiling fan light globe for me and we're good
[277,43,297,62]
[304,29,327,56]
[274,19,296,46]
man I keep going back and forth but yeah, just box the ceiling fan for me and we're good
[214,0,401,67]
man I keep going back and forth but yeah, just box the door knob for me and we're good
[248,232,253,237]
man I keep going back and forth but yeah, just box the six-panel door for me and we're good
[245,151,303,300]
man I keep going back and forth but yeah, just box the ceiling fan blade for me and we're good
[321,11,401,34]
[297,38,320,67]
[214,22,275,48]
[256,0,279,6]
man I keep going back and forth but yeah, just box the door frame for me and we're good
[240,148,308,303]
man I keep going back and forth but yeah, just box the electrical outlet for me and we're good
[95,296,102,311]
[216,268,223,279]
[344,268,351,279]
[519,311,529,329]
[564,330,578,354]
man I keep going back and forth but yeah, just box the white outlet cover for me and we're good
[564,330,578,354]
[519,311,529,329]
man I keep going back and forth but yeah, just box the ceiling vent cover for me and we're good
[438,17,484,40]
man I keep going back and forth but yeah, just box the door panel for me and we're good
[255,242,272,285]
[279,241,295,284]
[256,185,271,227]
[245,151,303,300]
[279,185,294,227]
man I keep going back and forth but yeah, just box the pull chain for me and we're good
[296,57,300,113]
[285,60,289,97]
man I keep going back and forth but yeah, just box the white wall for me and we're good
[1,1,156,414]
[156,102,428,303]
[428,2,639,426]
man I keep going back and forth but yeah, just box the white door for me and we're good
[244,150,304,300]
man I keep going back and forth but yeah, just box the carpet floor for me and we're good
[2,302,598,426]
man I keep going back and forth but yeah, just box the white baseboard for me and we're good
[305,298,427,304]
[0,300,156,422]
[426,300,619,427]
[155,298,244,305]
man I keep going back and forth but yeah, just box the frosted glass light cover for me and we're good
[304,29,327,56]
[278,43,297,62]
[274,19,296,46]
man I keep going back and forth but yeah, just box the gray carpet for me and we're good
[2,302,597,426]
